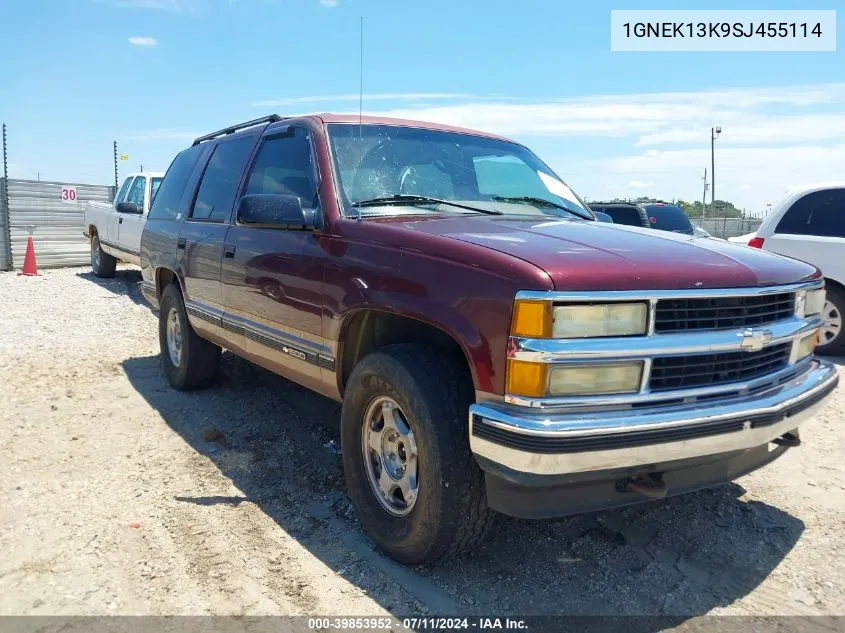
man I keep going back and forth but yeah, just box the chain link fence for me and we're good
[696,217,763,239]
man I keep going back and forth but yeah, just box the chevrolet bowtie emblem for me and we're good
[738,328,773,352]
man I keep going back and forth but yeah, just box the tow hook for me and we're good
[618,473,668,499]
[772,431,801,448]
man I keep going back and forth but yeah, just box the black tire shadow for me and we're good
[77,268,148,308]
[123,352,805,624]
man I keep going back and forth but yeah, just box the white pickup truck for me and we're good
[84,172,164,277]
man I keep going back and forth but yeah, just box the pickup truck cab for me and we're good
[139,114,838,564]
[84,171,164,277]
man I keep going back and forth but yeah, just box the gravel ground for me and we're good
[1,266,844,625]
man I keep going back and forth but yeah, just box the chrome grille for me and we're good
[650,343,791,392]
[654,292,795,333]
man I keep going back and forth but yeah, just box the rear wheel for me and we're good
[158,284,221,390]
[816,285,845,355]
[91,235,116,278]
[341,344,495,564]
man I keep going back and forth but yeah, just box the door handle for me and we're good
[224,245,236,258]
[177,238,187,250]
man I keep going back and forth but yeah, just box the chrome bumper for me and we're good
[469,360,838,476]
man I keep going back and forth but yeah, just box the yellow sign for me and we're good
[119,154,129,161]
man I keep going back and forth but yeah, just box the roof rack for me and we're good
[192,114,284,146]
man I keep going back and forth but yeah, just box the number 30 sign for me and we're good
[61,185,77,203]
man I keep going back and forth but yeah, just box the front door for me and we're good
[118,175,147,261]
[221,126,329,392]
[178,133,259,323]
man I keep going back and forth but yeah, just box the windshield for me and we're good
[327,124,592,219]
[643,203,694,235]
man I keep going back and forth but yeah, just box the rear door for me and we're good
[765,188,845,282]
[178,133,259,317]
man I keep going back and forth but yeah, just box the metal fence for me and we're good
[697,217,763,240]
[0,178,115,270]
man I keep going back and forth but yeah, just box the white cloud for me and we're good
[252,93,482,107]
[117,0,181,11]
[128,36,158,46]
[246,82,845,212]
[125,129,198,141]
[320,0,338,6]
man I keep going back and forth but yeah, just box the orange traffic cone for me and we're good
[18,236,39,276]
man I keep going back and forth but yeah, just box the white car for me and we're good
[84,172,164,277]
[728,231,757,244]
[745,182,845,354]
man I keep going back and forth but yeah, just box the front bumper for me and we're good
[470,359,837,478]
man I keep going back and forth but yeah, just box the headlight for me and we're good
[549,362,643,396]
[505,359,644,397]
[793,332,818,362]
[803,288,826,317]
[553,303,648,338]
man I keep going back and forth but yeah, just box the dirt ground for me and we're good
[1,266,844,625]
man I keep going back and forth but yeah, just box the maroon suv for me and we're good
[140,114,838,564]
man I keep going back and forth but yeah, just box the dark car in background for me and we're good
[589,200,695,235]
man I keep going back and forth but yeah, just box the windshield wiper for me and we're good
[350,194,503,216]
[490,195,593,221]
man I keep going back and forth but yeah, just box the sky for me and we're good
[0,0,843,215]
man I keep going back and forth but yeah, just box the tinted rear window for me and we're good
[190,136,256,223]
[775,188,845,238]
[148,145,204,221]
[644,204,694,235]
[591,205,643,227]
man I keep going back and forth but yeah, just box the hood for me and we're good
[393,215,819,291]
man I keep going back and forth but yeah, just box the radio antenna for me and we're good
[358,16,363,137]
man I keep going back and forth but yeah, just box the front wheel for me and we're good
[158,284,221,390]
[816,285,845,355]
[91,235,116,278]
[341,344,495,564]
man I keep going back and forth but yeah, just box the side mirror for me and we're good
[116,202,142,214]
[594,211,614,223]
[236,194,314,230]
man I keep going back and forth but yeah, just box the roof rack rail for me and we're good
[192,114,284,146]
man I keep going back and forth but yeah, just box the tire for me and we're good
[341,344,495,564]
[91,235,117,278]
[816,285,845,355]
[158,283,221,390]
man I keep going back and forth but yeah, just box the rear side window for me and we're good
[115,177,133,203]
[775,189,845,238]
[599,206,643,227]
[191,136,256,223]
[150,177,163,204]
[148,145,204,221]
[644,204,694,235]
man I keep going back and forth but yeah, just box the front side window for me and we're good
[125,176,146,209]
[594,205,643,227]
[776,189,845,238]
[191,136,256,223]
[148,144,204,221]
[243,128,318,208]
[115,177,133,204]
[327,124,591,219]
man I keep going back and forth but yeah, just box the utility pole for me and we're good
[2,123,7,182]
[113,141,118,190]
[701,168,709,218]
[711,126,721,215]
